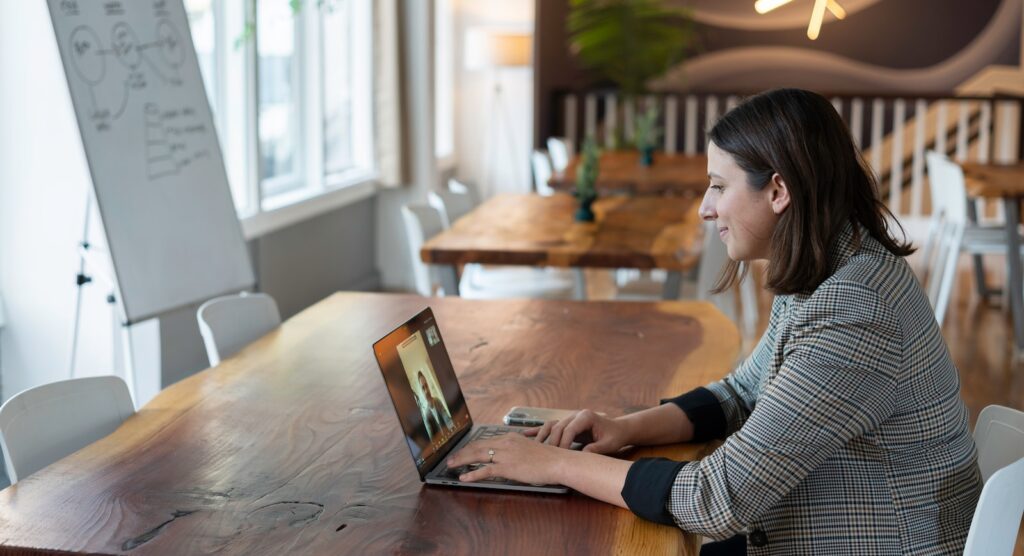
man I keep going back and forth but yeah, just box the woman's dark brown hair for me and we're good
[708,88,914,296]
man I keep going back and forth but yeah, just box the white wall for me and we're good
[453,0,535,199]
[375,0,438,291]
[0,0,129,402]
[0,1,381,406]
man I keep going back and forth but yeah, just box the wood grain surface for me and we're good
[962,162,1024,198]
[549,151,709,196]
[420,193,704,271]
[0,293,739,555]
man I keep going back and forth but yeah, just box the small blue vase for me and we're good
[575,194,596,222]
[640,146,654,167]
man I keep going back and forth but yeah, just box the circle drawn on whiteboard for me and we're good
[111,22,142,69]
[70,26,106,85]
[156,20,185,69]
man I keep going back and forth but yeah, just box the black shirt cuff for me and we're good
[621,457,688,525]
[661,387,727,442]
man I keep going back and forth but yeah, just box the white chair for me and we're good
[401,203,576,299]
[531,150,556,196]
[426,191,452,229]
[448,178,481,208]
[962,404,1024,556]
[922,153,972,325]
[402,204,448,297]
[197,292,281,367]
[0,376,135,484]
[973,404,1024,483]
[923,151,1023,301]
[616,221,760,338]
[546,137,574,172]
[432,185,479,228]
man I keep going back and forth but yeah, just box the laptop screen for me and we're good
[372,307,472,477]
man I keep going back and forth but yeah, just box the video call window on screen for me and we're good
[398,330,456,448]
[375,312,470,469]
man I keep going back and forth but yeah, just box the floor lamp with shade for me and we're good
[464,27,532,196]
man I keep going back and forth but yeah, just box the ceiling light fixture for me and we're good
[754,0,846,40]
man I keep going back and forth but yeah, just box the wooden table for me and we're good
[0,293,739,555]
[421,193,704,299]
[549,150,709,196]
[962,161,1024,354]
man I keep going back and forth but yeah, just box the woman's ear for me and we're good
[769,173,791,215]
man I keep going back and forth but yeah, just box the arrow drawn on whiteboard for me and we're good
[111,79,131,119]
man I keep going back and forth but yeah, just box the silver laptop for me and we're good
[372,307,569,494]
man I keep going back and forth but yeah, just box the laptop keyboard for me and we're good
[444,426,515,484]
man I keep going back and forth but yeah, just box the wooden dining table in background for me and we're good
[421,193,705,299]
[548,150,709,196]
[0,292,740,555]
[962,161,1024,354]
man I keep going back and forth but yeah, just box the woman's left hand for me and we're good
[446,432,570,485]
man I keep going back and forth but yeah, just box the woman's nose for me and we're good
[698,194,717,221]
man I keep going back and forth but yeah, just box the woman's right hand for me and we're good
[526,409,632,454]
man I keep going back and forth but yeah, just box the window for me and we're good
[257,0,301,195]
[434,0,454,163]
[185,0,375,225]
[322,0,373,180]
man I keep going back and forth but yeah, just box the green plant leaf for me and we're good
[568,0,693,95]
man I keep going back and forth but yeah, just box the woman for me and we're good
[447,88,982,555]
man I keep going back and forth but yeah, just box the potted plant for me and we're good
[575,137,600,222]
[633,104,660,167]
[567,0,693,98]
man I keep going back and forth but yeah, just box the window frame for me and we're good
[434,0,456,170]
[189,0,377,238]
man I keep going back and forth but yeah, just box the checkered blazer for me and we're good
[623,224,982,555]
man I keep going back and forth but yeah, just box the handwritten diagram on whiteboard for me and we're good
[48,0,254,324]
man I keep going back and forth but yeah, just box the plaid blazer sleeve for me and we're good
[662,296,785,441]
[656,280,901,537]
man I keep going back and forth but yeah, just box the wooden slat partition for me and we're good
[911,99,927,216]
[889,99,906,213]
[605,94,617,147]
[551,90,1023,221]
[850,97,864,148]
[684,95,698,155]
[665,96,679,154]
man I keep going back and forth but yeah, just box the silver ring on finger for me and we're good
[488,449,495,464]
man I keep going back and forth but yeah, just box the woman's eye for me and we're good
[709,184,724,192]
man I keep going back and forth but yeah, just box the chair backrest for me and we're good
[426,191,451,229]
[197,292,281,367]
[531,150,556,196]
[922,151,967,325]
[448,178,481,207]
[962,456,1024,556]
[401,204,446,297]
[973,404,1024,482]
[0,376,135,483]
[429,182,477,228]
[546,137,574,172]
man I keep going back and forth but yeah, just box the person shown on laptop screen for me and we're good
[377,319,470,468]
[416,370,454,441]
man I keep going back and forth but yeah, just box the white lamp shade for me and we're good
[464,28,532,70]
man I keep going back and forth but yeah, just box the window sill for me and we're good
[240,173,378,239]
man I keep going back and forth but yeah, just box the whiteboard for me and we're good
[47,0,254,324]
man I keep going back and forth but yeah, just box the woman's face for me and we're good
[699,142,786,261]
